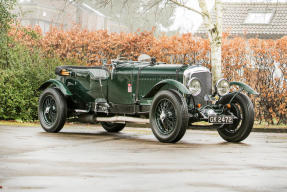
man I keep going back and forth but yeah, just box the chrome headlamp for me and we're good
[216,78,230,96]
[187,77,201,96]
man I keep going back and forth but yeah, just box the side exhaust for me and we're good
[78,114,149,124]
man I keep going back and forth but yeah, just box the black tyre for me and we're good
[150,89,189,143]
[101,122,126,132]
[38,88,67,133]
[217,92,254,142]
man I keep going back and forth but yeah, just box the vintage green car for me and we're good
[38,55,258,143]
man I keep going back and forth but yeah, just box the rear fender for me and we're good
[38,79,72,96]
[143,79,191,98]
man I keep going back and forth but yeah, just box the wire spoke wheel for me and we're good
[217,92,254,142]
[223,103,243,135]
[150,89,189,143]
[42,95,57,126]
[38,88,67,133]
[155,98,177,135]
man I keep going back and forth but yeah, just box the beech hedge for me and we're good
[0,25,286,124]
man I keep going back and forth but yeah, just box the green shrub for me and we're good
[0,1,78,121]
[0,43,69,121]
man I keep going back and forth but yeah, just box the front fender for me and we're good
[143,79,191,98]
[38,79,72,96]
[230,81,259,95]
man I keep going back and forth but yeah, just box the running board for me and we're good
[96,116,149,124]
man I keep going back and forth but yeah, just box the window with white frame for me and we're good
[244,11,273,24]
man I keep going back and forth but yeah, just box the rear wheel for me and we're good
[38,88,67,133]
[217,92,254,142]
[150,90,188,143]
[101,122,126,132]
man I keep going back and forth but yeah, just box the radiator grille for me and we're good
[191,72,212,105]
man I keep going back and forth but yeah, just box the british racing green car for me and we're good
[38,55,258,143]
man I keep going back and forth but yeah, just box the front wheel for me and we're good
[217,92,254,142]
[150,89,189,143]
[38,88,67,133]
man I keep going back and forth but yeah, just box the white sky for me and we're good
[169,0,287,33]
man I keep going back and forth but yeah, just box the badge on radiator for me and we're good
[128,83,132,92]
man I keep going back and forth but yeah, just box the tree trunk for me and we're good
[210,29,222,87]
[198,0,223,88]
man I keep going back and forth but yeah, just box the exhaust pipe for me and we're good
[78,114,150,124]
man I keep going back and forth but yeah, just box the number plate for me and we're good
[208,115,233,124]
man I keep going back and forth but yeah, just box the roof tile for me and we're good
[196,2,287,38]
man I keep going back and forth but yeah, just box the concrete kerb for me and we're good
[0,121,286,133]
[126,123,287,133]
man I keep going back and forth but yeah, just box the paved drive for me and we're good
[0,124,287,192]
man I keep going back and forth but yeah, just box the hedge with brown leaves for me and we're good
[9,25,287,124]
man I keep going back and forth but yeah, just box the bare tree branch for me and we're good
[97,0,112,8]
[168,0,205,16]
[142,0,162,13]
